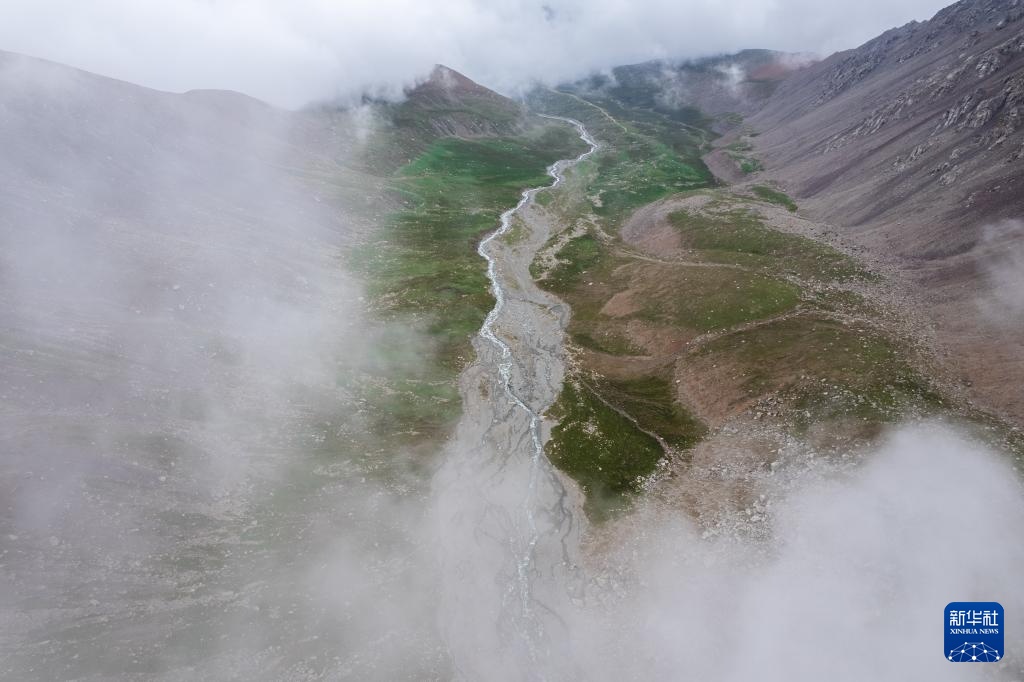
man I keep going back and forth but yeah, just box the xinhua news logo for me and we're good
[945,602,1004,663]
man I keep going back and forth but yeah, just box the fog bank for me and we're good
[0,51,449,679]
[1,0,953,107]
[563,423,1024,680]
[2,45,1022,682]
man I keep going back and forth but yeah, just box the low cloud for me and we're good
[1,0,954,107]
[977,219,1024,325]
[3,17,1021,679]
[0,53,447,678]
[560,422,1024,681]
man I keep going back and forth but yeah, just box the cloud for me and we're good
[0,53,449,678]
[557,422,1024,681]
[977,219,1024,325]
[0,0,954,107]
[2,30,1023,680]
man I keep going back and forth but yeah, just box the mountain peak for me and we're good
[393,63,524,141]
[428,64,472,86]
[414,64,501,99]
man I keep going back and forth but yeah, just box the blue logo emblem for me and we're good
[945,602,1004,662]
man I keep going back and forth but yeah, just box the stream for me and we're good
[430,116,597,681]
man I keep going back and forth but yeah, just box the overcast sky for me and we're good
[0,0,953,107]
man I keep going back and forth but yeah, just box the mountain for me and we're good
[364,64,529,171]
[400,64,527,137]
[744,0,1024,237]
[585,0,1024,423]
[562,49,810,130]
[0,49,387,678]
[738,0,1024,423]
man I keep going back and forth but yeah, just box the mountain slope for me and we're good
[600,0,1024,423]
[519,0,1024,521]
[746,0,1024,240]
[0,49,409,679]
[735,0,1024,423]
[578,3,1024,424]
[364,64,530,171]
[562,49,809,131]
[399,64,527,138]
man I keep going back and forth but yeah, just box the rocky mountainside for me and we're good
[401,64,526,137]
[373,64,527,160]
[745,0,1024,245]
[549,0,1024,423]
[734,0,1024,423]
[595,0,1024,424]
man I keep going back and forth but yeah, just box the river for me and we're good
[430,116,597,681]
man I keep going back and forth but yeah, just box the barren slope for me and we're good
[716,0,1024,422]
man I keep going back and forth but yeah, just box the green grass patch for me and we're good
[697,314,945,428]
[594,375,706,449]
[632,264,801,332]
[547,380,664,520]
[669,207,867,281]
[542,228,803,336]
[751,185,797,212]
[811,288,874,315]
[359,377,461,444]
[546,373,706,521]
[538,232,606,293]
[570,330,643,356]
[589,140,708,222]
[738,157,763,174]
[351,121,586,440]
